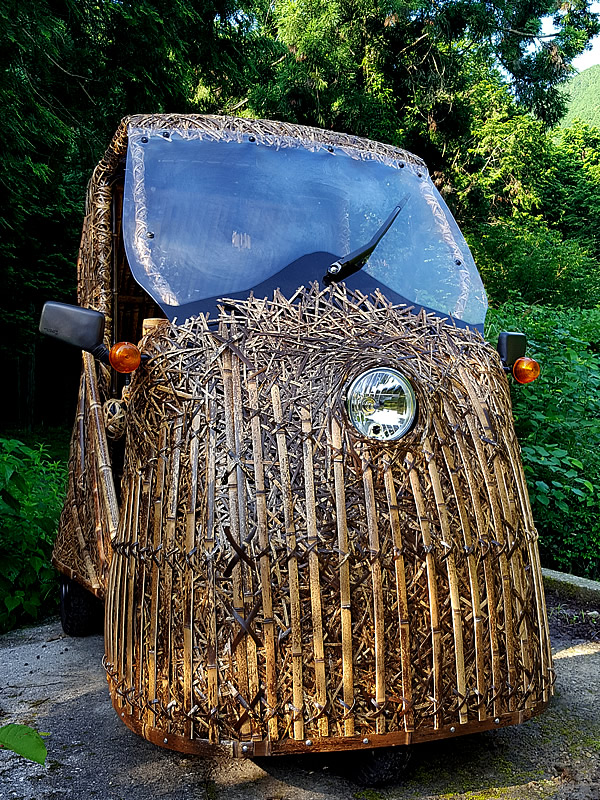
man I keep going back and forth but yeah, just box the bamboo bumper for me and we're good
[102,285,553,755]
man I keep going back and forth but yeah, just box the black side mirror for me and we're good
[497,331,527,369]
[39,302,109,362]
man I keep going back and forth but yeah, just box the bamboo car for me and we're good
[40,114,552,766]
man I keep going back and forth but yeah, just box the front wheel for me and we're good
[59,576,103,636]
[349,746,413,787]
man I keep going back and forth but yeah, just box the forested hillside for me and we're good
[563,63,600,128]
[1,0,600,630]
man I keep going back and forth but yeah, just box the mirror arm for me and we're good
[88,343,111,364]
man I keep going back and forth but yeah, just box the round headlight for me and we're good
[345,367,416,441]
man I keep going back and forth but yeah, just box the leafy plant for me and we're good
[0,438,66,633]
[0,724,47,765]
[486,304,600,579]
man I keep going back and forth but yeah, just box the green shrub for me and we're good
[0,438,66,633]
[467,216,600,308]
[486,304,600,579]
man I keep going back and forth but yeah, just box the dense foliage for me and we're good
[562,62,600,128]
[0,1,599,628]
[0,439,66,632]
[486,306,600,579]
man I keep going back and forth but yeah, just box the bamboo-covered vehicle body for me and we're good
[42,114,552,760]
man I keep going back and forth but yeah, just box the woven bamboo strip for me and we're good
[330,416,355,737]
[184,412,201,738]
[221,347,251,738]
[408,462,442,730]
[424,436,468,725]
[300,402,328,738]
[382,455,414,731]
[248,374,279,740]
[433,413,487,721]
[361,448,386,735]
[271,383,304,740]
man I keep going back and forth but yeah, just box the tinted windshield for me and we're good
[123,125,487,326]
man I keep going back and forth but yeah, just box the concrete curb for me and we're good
[543,567,600,605]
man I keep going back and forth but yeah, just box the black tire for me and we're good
[349,746,412,787]
[59,576,103,637]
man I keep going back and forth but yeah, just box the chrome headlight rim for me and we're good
[343,365,418,443]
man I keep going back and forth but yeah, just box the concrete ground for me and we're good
[1,584,599,800]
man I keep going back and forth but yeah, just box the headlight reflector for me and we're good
[346,367,416,441]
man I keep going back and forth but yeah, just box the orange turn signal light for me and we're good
[109,341,141,373]
[512,357,540,384]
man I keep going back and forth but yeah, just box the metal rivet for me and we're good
[163,737,168,743]
[328,263,341,275]
[455,259,462,266]
[450,726,456,733]
[249,136,256,142]
[494,718,500,724]
[121,712,125,717]
[399,162,405,168]
[417,172,423,178]
[362,738,369,744]
[162,131,170,138]
[241,745,249,753]
[141,136,148,143]
[328,146,334,153]
[305,739,313,746]
[146,231,154,239]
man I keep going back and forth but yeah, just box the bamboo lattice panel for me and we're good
[103,284,553,755]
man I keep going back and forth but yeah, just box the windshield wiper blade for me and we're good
[323,197,409,285]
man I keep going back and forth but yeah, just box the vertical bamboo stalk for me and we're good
[463,411,517,713]
[205,393,219,743]
[424,436,468,725]
[184,412,201,738]
[116,473,133,681]
[136,468,153,723]
[500,429,552,703]
[164,417,183,721]
[248,375,279,740]
[434,413,487,721]
[408,462,442,730]
[330,416,355,736]
[222,348,251,738]
[83,352,119,542]
[361,448,386,735]
[300,402,328,738]
[231,356,261,740]
[382,455,414,731]
[493,458,534,710]
[272,383,304,740]
[444,404,501,719]
[147,424,168,728]
[125,470,142,713]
